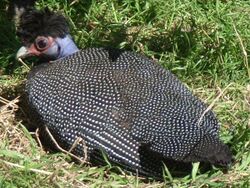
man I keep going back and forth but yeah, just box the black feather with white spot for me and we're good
[26,48,232,176]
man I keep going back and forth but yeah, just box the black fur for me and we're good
[16,8,69,45]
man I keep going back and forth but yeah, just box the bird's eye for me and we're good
[35,37,49,50]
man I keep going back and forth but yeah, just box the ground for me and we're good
[0,0,249,187]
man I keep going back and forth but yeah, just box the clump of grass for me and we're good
[0,0,249,187]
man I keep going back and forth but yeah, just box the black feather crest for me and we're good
[17,8,69,45]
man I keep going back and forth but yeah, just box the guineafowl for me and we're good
[16,8,232,177]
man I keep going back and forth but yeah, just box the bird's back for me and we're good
[26,48,225,175]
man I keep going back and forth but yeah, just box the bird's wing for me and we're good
[108,52,220,160]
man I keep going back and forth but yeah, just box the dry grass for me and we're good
[0,96,32,156]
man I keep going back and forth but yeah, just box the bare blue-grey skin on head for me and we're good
[16,8,232,177]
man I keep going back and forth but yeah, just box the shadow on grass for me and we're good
[143,17,197,60]
[0,1,21,75]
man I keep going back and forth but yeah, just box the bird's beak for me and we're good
[16,44,41,59]
[16,46,30,59]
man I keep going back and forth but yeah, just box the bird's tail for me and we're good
[185,134,233,167]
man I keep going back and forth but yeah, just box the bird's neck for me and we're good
[55,35,79,59]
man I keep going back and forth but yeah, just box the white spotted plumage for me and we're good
[26,48,230,176]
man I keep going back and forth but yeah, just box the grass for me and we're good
[0,0,249,187]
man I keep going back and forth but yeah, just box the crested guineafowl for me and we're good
[16,8,232,177]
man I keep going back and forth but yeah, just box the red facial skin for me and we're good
[25,36,55,57]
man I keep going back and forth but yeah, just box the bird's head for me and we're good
[16,8,79,61]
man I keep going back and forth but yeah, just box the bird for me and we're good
[16,8,232,177]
